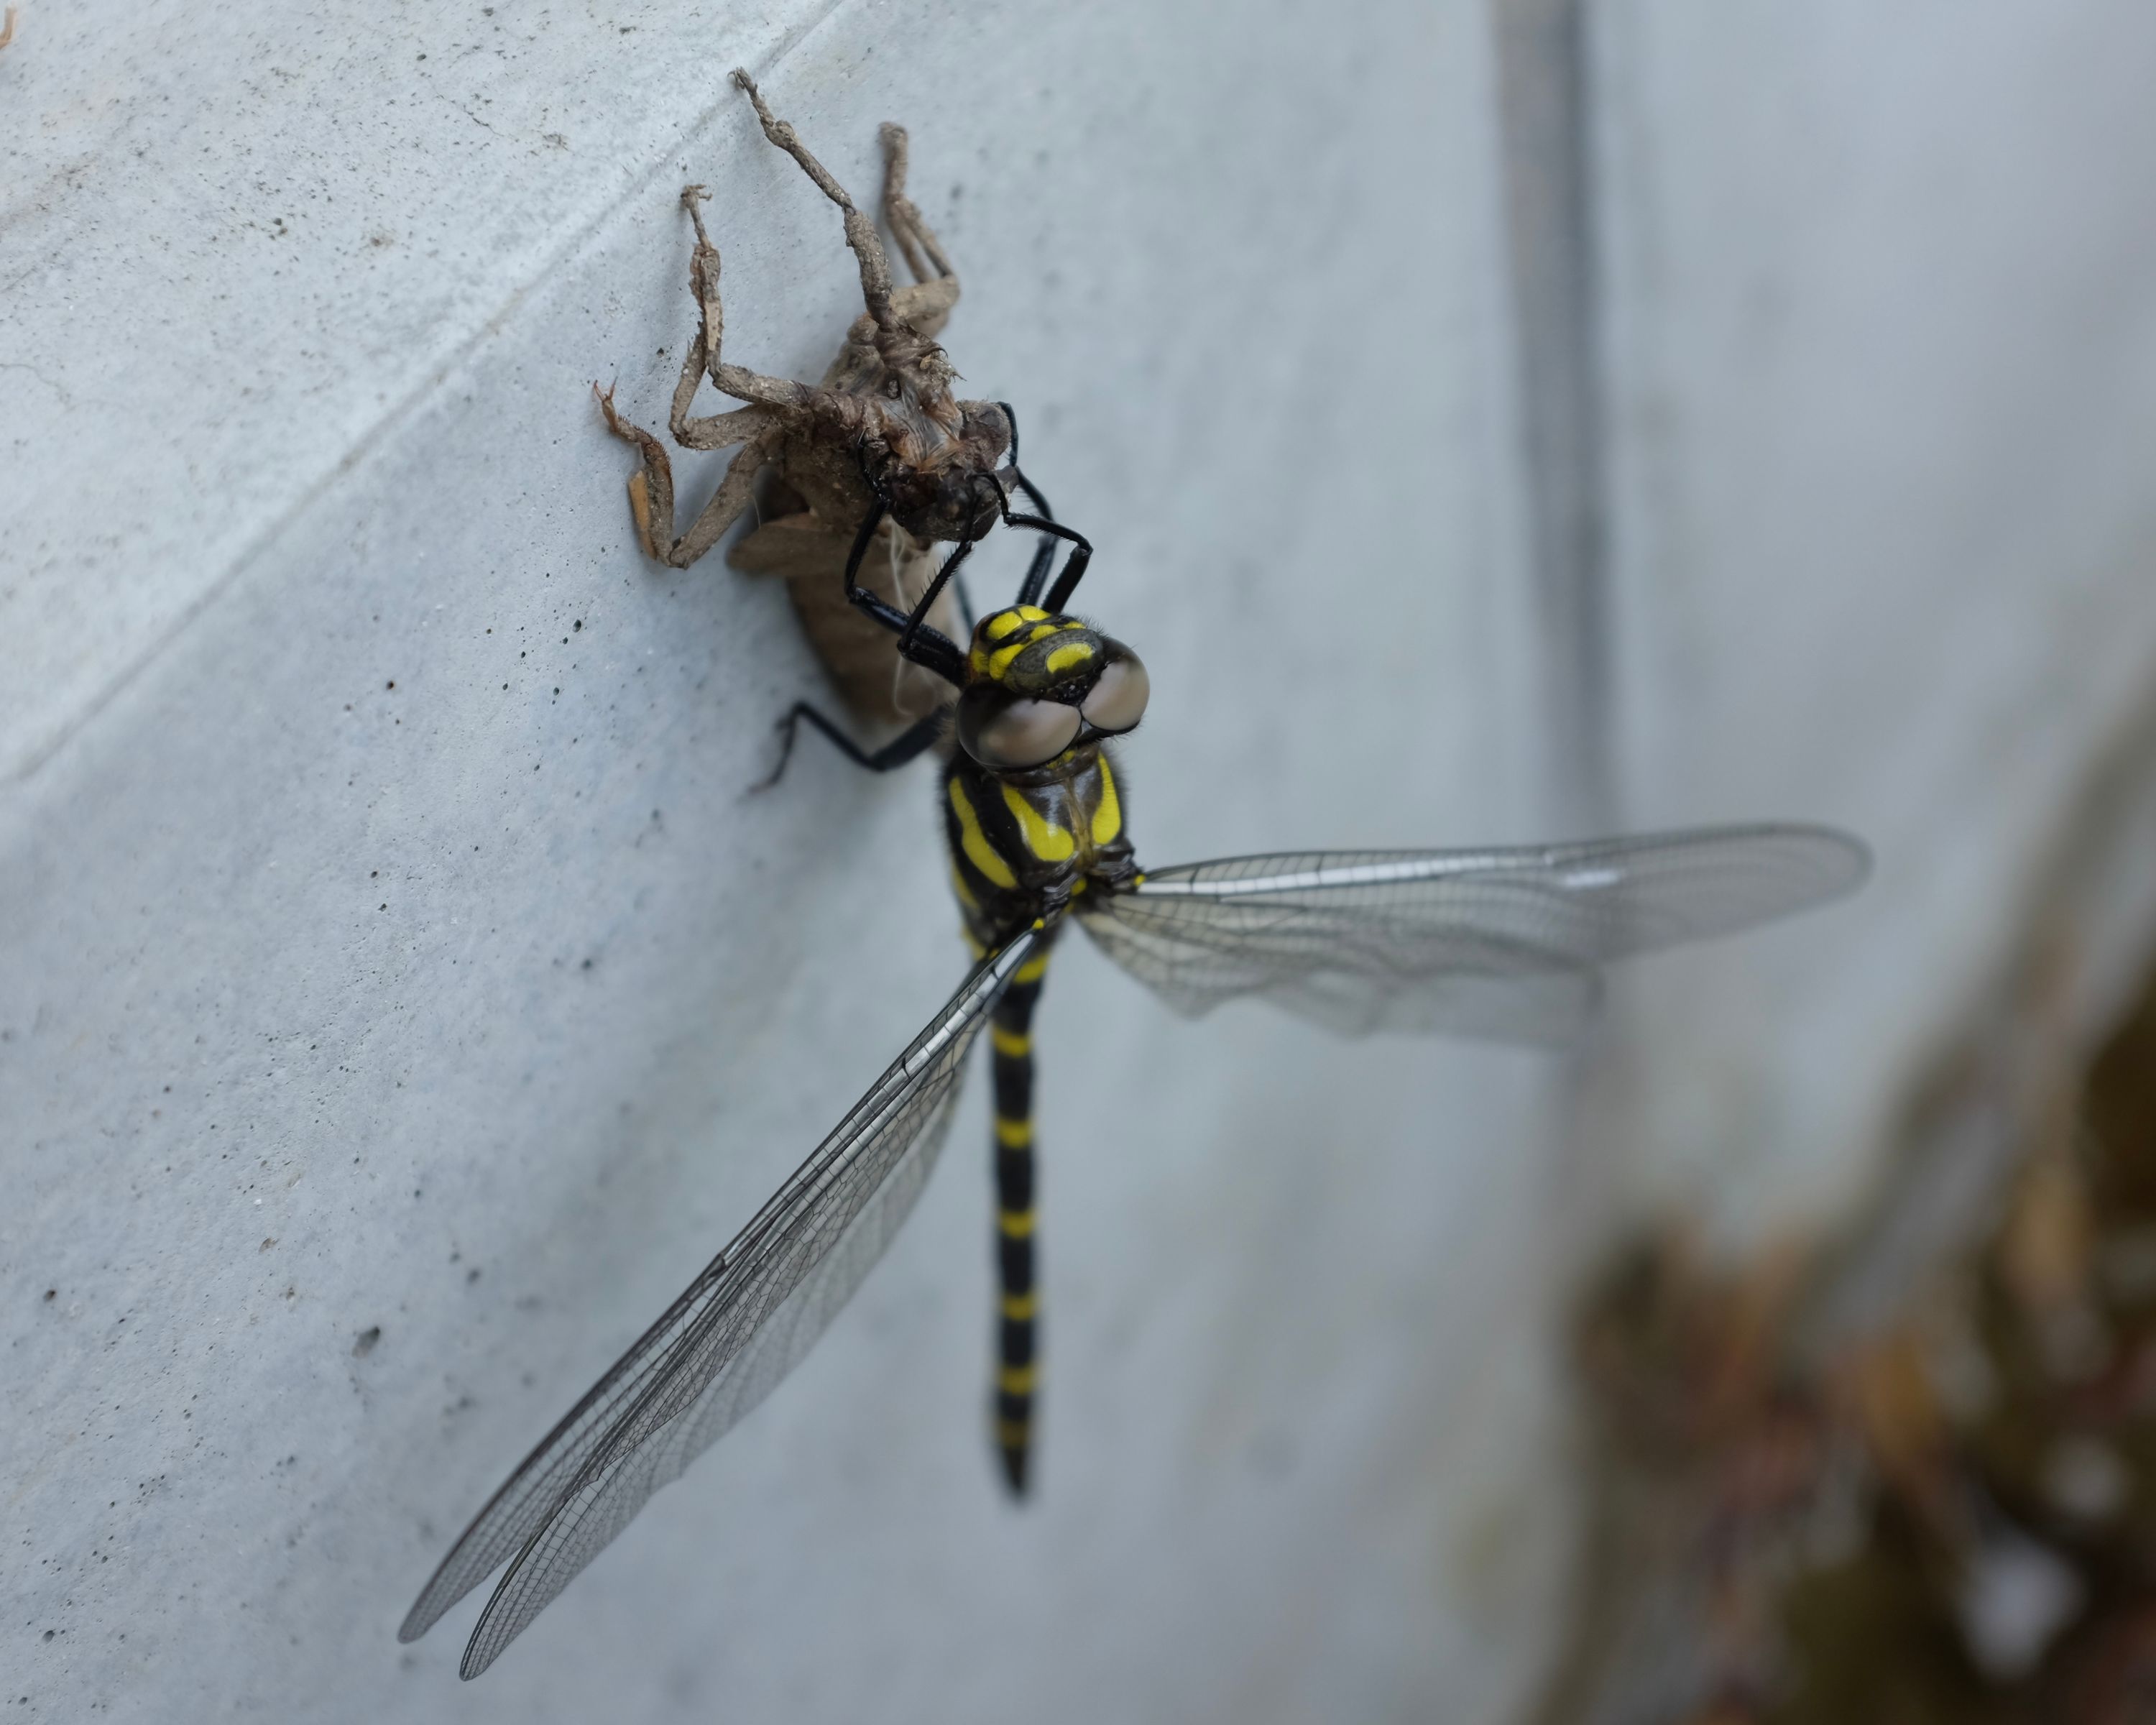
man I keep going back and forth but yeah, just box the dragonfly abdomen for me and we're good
[989,942,1051,1495]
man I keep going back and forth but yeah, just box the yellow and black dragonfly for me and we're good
[400,515,1867,1677]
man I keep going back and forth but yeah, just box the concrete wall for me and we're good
[8,2,2156,1721]
[4,3,1570,1721]
[1583,1,2156,1237]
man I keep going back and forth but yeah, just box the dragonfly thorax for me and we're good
[944,737,1137,949]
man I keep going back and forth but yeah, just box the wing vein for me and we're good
[400,927,1043,1674]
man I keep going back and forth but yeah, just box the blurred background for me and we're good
[5,2,2156,1720]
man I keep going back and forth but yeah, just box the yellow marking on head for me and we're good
[999,1290,1038,1320]
[969,643,990,677]
[1091,755,1123,847]
[998,1207,1036,1238]
[996,1363,1038,1395]
[995,1416,1031,1445]
[995,1116,1033,1149]
[979,605,1051,652]
[987,638,1031,681]
[990,1025,1031,1059]
[1014,949,1051,984]
[948,780,1018,889]
[1044,642,1095,676]
[1000,784,1075,863]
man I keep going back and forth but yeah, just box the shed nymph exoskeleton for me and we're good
[596,69,1089,734]
[402,520,1870,1675]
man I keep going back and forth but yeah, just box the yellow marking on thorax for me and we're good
[990,1024,1031,1058]
[998,1208,1036,1238]
[948,779,1017,889]
[948,860,980,913]
[1000,783,1076,863]
[1091,755,1123,847]
[995,1116,1033,1149]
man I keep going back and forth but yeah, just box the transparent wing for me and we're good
[1077,824,1867,1043]
[399,926,1044,1678]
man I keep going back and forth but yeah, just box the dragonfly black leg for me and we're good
[988,939,1052,1496]
[840,501,967,686]
[755,703,945,790]
[1008,511,1091,610]
[994,401,1084,612]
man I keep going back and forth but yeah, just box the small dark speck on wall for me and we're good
[353,1326,382,1358]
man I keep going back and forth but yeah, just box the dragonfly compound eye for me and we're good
[1079,643,1148,735]
[956,689,1083,770]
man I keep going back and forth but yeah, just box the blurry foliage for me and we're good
[1545,960,2156,1725]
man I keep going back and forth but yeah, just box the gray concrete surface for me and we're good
[4,3,1572,1720]
[9,2,2156,1721]
[1585,1,2156,1236]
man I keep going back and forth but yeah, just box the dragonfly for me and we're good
[400,497,1869,1678]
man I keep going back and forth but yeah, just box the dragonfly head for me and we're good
[956,606,1149,770]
